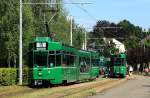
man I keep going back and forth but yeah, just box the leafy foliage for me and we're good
[22,67,30,85]
[0,0,84,67]
[145,39,150,47]
[89,20,150,56]
[0,68,17,86]
[118,20,144,48]
[0,68,30,86]
[88,20,120,56]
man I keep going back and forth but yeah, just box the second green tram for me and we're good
[109,53,126,78]
[29,37,99,86]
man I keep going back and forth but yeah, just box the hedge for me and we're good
[0,68,30,86]
[22,67,31,85]
[0,68,17,86]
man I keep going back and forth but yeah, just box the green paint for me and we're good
[32,67,63,84]
[110,53,127,77]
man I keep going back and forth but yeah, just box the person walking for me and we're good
[129,66,133,76]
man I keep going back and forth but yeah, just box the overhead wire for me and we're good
[67,0,124,40]
[68,0,97,22]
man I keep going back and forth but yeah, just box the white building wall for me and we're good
[112,38,126,53]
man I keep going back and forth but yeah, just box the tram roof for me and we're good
[111,53,126,58]
[32,37,52,42]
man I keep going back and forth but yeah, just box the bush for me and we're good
[0,67,31,86]
[22,67,31,85]
[0,68,17,86]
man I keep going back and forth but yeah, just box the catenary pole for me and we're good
[19,0,23,85]
[70,16,73,46]
[85,31,87,50]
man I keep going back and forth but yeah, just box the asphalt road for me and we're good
[89,75,150,98]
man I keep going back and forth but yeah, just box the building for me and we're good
[111,38,126,53]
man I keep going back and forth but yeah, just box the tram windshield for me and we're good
[34,52,48,66]
[113,58,121,63]
[111,57,125,66]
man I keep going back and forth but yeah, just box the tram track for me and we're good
[60,79,126,98]
[0,78,107,98]
[42,79,118,98]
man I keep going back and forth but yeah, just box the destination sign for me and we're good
[36,42,47,50]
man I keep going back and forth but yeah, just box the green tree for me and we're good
[118,20,144,49]
[0,0,35,67]
[88,20,118,56]
[0,0,85,67]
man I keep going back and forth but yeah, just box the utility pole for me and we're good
[85,31,87,50]
[70,16,73,46]
[19,0,23,85]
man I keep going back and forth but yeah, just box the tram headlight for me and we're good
[38,72,42,76]
[38,69,42,76]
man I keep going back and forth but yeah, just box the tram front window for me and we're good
[34,52,48,66]
[114,58,121,63]
[111,58,121,66]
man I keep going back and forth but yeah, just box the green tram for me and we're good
[29,37,99,86]
[109,53,126,78]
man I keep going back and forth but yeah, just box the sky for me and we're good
[64,0,150,31]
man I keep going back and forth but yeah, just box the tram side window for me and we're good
[79,57,90,73]
[63,54,68,65]
[92,59,98,66]
[56,51,61,66]
[63,52,76,66]
[70,55,75,65]
[49,51,55,67]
